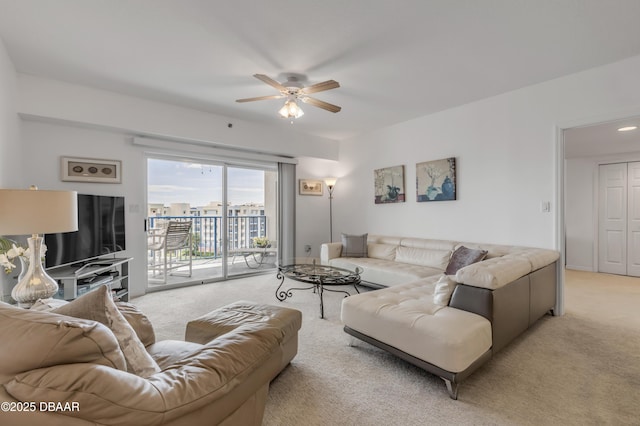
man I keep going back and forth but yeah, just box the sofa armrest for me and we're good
[320,242,343,264]
[454,255,532,289]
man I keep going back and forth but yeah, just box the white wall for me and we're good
[565,158,596,270]
[0,38,22,299]
[295,157,340,260]
[20,121,148,298]
[0,37,21,187]
[332,54,640,250]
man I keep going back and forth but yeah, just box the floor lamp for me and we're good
[0,186,78,308]
[324,178,337,242]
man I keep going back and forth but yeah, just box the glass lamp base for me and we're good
[11,236,58,308]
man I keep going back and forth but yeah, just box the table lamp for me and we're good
[0,186,78,307]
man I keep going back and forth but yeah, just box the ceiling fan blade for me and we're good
[300,96,342,113]
[236,94,284,103]
[253,74,287,92]
[300,80,340,94]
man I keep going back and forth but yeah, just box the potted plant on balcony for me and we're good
[253,236,270,248]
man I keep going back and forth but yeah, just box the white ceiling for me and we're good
[565,117,640,159]
[2,1,640,142]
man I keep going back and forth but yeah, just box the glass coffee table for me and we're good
[276,261,362,319]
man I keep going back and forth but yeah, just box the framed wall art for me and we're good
[61,157,122,183]
[374,165,405,204]
[299,179,323,196]
[416,157,456,202]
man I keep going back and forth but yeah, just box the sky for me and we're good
[147,158,265,206]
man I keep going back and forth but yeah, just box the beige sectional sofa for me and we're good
[321,234,560,399]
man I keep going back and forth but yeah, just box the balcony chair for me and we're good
[148,220,193,283]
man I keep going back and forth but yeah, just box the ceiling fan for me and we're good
[236,74,341,119]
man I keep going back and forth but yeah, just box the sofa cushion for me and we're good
[395,245,451,269]
[0,301,126,383]
[329,257,441,286]
[368,235,403,245]
[53,286,161,378]
[400,238,457,251]
[367,242,397,260]
[147,340,204,370]
[455,242,515,259]
[341,277,492,373]
[445,246,488,275]
[341,233,368,257]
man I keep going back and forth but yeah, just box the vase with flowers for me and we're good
[0,236,44,279]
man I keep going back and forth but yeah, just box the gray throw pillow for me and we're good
[341,233,368,257]
[445,246,488,275]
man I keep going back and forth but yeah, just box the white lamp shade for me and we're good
[0,188,78,235]
[324,177,337,187]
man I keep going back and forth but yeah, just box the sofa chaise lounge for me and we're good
[321,234,559,399]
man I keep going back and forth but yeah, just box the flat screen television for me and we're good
[45,194,126,269]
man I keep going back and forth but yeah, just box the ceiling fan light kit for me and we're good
[278,98,304,119]
[237,74,341,120]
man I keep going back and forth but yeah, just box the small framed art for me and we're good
[374,165,405,204]
[61,157,122,183]
[299,179,324,195]
[416,157,456,201]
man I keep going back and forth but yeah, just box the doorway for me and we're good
[564,116,640,278]
[146,156,278,289]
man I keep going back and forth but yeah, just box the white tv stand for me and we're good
[46,257,132,301]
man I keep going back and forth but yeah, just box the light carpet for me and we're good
[134,270,640,425]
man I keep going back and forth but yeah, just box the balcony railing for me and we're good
[148,215,268,261]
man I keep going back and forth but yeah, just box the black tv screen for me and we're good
[45,194,126,268]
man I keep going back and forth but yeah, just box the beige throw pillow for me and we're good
[53,286,161,378]
[30,298,70,311]
[433,274,457,306]
[115,301,156,347]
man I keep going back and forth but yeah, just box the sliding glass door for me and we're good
[226,166,278,277]
[146,156,278,289]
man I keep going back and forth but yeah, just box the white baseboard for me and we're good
[565,265,594,272]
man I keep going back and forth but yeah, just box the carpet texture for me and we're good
[134,270,640,425]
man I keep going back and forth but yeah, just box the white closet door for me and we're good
[627,161,640,276]
[598,163,627,275]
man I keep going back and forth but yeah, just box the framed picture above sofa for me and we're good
[416,157,456,202]
[374,165,405,204]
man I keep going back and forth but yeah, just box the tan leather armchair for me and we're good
[0,300,301,426]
